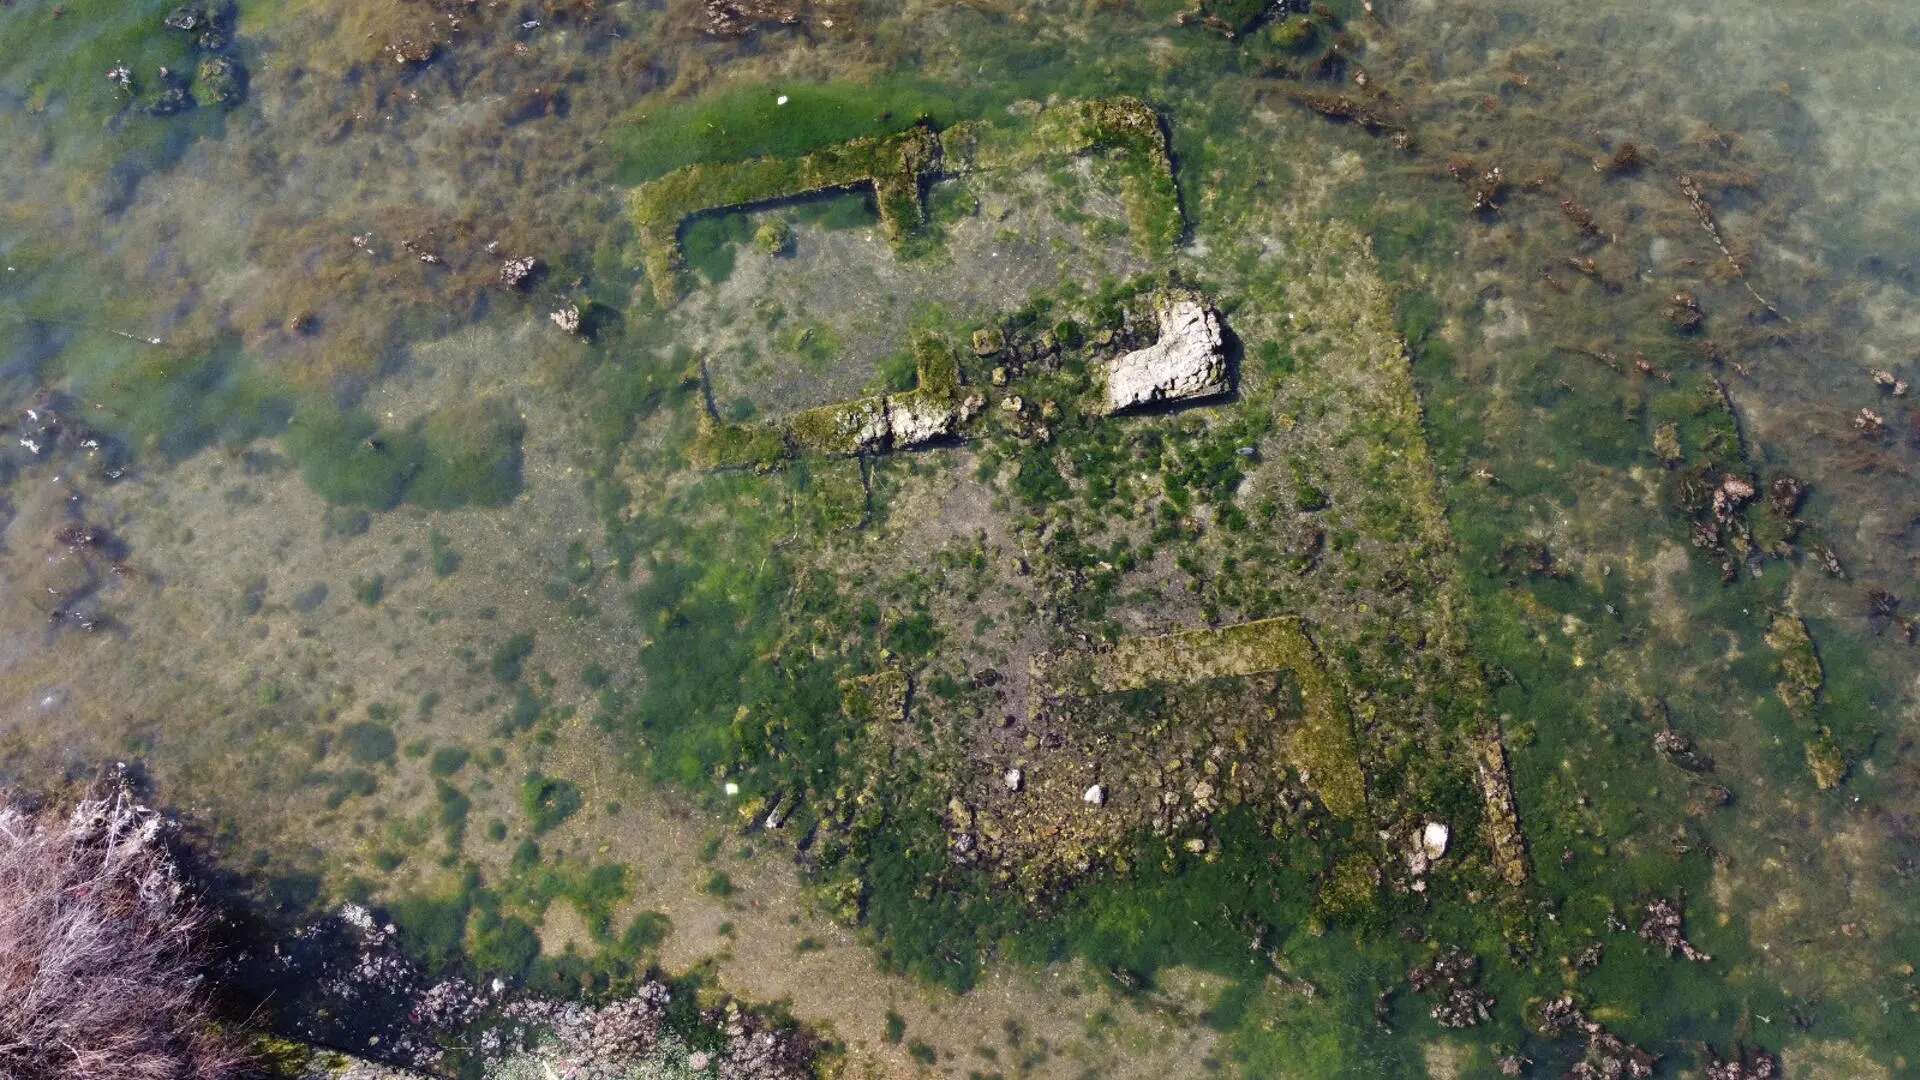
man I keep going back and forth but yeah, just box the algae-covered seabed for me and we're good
[3,0,1918,1077]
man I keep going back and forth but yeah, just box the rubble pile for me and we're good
[1407,948,1493,1029]
[1638,896,1711,962]
[1537,995,1658,1079]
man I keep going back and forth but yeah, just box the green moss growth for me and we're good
[1267,17,1319,52]
[73,341,293,462]
[691,413,789,471]
[841,670,909,727]
[469,912,540,981]
[629,125,940,304]
[753,218,794,255]
[610,79,970,184]
[1765,612,1823,718]
[1805,731,1848,791]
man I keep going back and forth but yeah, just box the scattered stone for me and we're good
[1421,821,1450,860]
[550,304,582,335]
[1766,474,1806,517]
[162,6,207,32]
[1812,543,1845,578]
[1571,941,1605,972]
[499,256,540,289]
[1869,368,1909,396]
[1083,784,1106,806]
[1711,473,1755,521]
[884,392,977,448]
[385,39,437,66]
[1537,995,1657,1079]
[1705,1045,1779,1080]
[972,327,1006,357]
[1854,407,1885,434]
[1668,290,1705,333]
[1653,727,1712,772]
[1408,949,1492,1028]
[1003,768,1023,792]
[703,0,807,37]
[1639,896,1711,962]
[148,86,193,116]
[1104,292,1231,414]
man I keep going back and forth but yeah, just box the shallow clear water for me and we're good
[2,1,1917,1076]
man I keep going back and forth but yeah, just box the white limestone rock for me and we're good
[886,396,957,447]
[1104,294,1230,414]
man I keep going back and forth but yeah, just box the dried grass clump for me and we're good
[0,776,251,1080]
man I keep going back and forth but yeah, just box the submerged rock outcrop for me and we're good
[1103,292,1231,413]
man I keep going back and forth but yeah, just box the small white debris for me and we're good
[776,94,790,106]
[724,781,740,797]
[1083,784,1105,806]
[1004,768,1023,791]
[1422,821,1450,860]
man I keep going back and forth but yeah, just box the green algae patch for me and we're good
[1804,731,1848,792]
[409,397,525,509]
[841,670,909,728]
[282,397,524,509]
[610,79,972,184]
[1030,616,1367,819]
